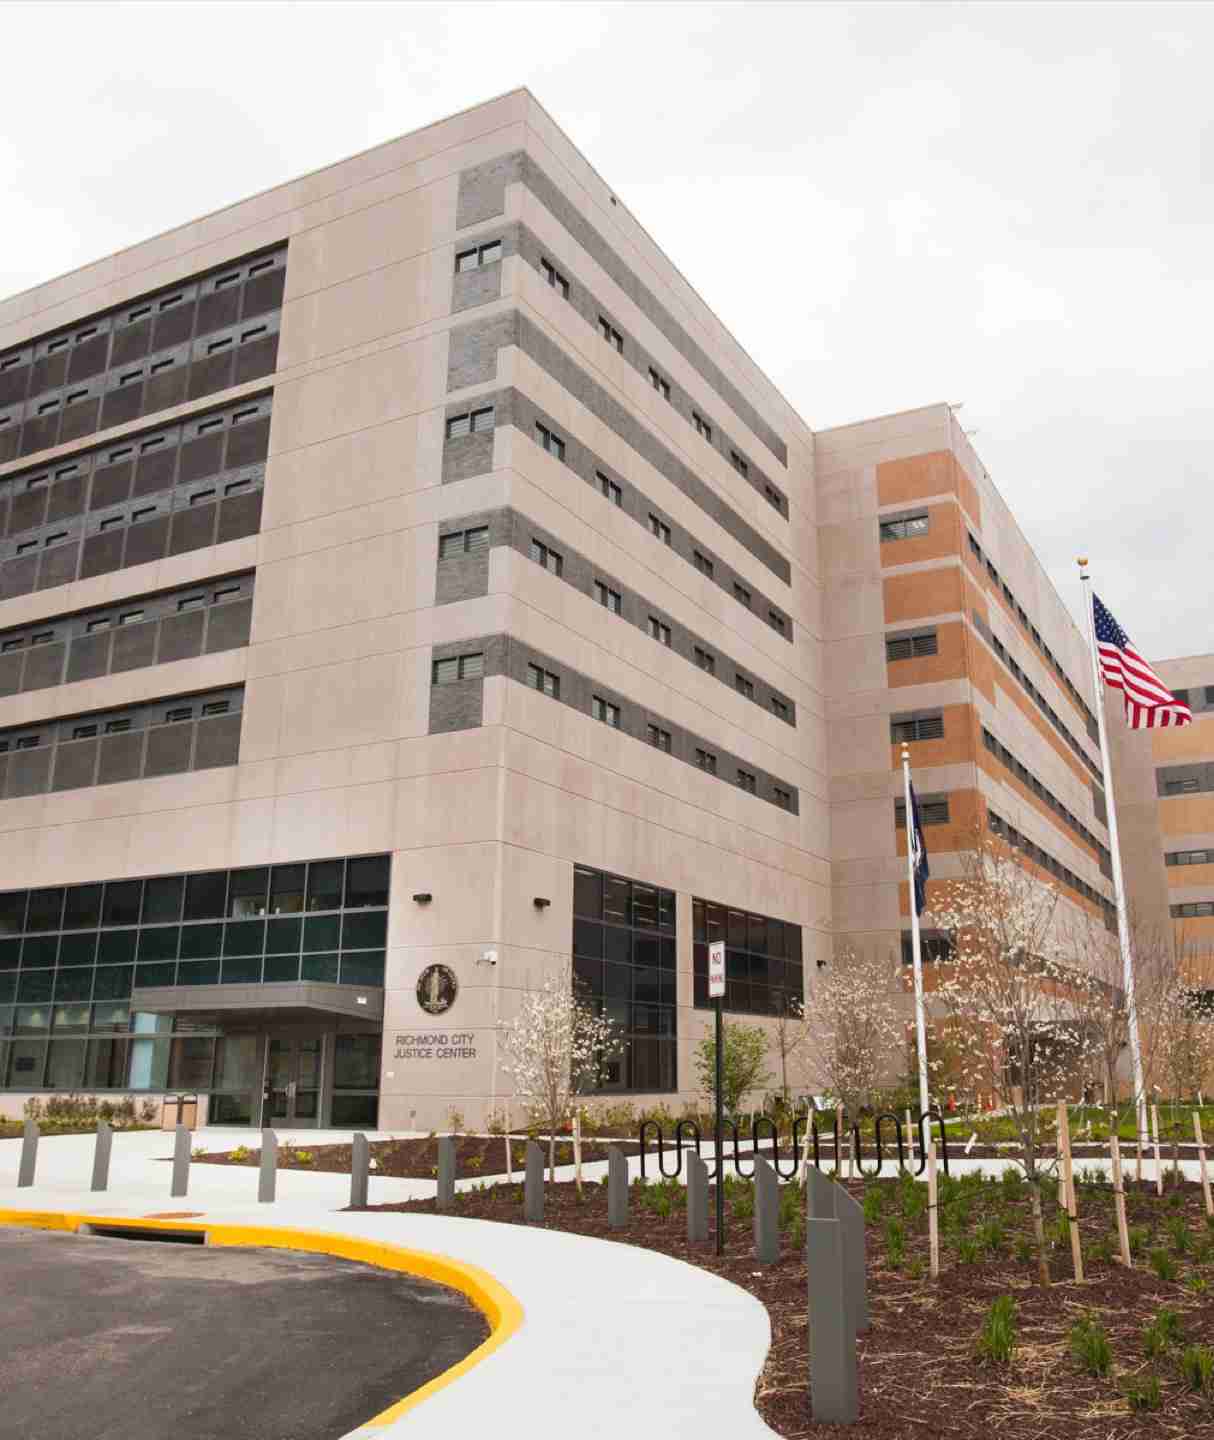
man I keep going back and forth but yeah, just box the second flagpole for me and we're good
[903,743,931,1119]
[1077,557,1148,1151]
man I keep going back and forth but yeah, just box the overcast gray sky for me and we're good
[3,1,1210,660]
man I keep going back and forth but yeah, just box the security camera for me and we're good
[481,949,498,967]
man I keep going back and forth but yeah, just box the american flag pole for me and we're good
[902,744,930,1119]
[1077,558,1148,1150]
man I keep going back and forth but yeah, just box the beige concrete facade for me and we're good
[816,405,1118,1061]
[0,91,831,1128]
[1109,654,1214,965]
[1,89,1152,1128]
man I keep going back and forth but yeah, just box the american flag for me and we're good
[1093,594,1192,729]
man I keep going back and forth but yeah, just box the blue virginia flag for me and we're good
[909,782,930,917]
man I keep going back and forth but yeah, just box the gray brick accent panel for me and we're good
[438,504,796,724]
[444,313,790,587]
[441,431,495,485]
[447,222,785,515]
[427,630,799,813]
[452,262,505,315]
[441,387,792,642]
[446,311,519,390]
[455,154,789,469]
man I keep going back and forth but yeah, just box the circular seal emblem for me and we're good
[417,963,458,1016]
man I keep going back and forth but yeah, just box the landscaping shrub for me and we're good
[1180,1344,1214,1395]
[977,1295,1016,1365]
[1069,1315,1112,1377]
[1123,1375,1162,1412]
[884,1217,906,1268]
[1150,1248,1179,1282]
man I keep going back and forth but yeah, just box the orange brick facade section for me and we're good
[877,450,982,530]
[882,567,965,626]
[886,619,968,687]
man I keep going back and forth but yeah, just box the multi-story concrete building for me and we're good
[818,407,1116,991]
[0,89,1120,1128]
[1109,654,1214,981]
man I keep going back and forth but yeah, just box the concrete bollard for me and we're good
[806,1215,858,1424]
[805,1165,867,1333]
[90,1119,113,1193]
[607,1145,629,1229]
[754,1155,779,1263]
[17,1118,39,1188]
[258,1129,278,1204]
[524,1140,545,1223]
[806,1162,836,1219]
[436,1135,456,1211]
[170,1123,191,1199]
[687,1153,709,1243]
[836,1181,869,1333]
[350,1132,369,1209]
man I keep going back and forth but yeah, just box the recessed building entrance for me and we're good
[263,1032,324,1128]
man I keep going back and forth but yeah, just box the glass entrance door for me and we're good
[264,1034,324,1127]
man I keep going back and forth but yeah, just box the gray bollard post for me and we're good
[806,1162,836,1219]
[524,1140,545,1223]
[90,1119,113,1193]
[17,1118,39,1188]
[170,1123,191,1199]
[258,1129,277,1204]
[607,1145,628,1229]
[754,1155,779,1263]
[436,1135,456,1211]
[836,1181,869,1333]
[350,1132,369,1209]
[806,1216,858,1424]
[687,1153,709,1243]
[804,1165,867,1334]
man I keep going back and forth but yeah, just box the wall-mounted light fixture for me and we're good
[533,896,551,909]
[412,892,432,905]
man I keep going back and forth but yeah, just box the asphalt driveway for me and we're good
[0,1227,488,1440]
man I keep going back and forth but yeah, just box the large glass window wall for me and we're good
[0,854,389,1091]
[572,865,676,1092]
[692,898,803,1016]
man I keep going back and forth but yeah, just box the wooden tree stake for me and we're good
[573,1109,584,1197]
[1057,1099,1083,1282]
[1110,1132,1132,1268]
[1151,1103,1163,1196]
[927,1137,940,1279]
[1196,1113,1213,1219]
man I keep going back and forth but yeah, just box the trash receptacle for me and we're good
[161,1094,199,1131]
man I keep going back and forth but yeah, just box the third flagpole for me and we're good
[903,744,931,1119]
[1077,557,1148,1150]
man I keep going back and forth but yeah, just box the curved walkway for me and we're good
[1,1131,777,1440]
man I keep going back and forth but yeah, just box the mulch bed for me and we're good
[194,1133,637,1180]
[354,1171,1214,1439]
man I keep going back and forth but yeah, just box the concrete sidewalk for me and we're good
[0,1130,778,1440]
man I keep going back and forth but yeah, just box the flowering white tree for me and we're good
[1151,936,1214,1111]
[932,826,1101,1286]
[1063,905,1171,1112]
[499,970,621,1180]
[801,945,902,1123]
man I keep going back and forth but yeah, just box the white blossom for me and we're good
[499,969,621,1180]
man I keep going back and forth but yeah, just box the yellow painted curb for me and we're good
[0,1207,522,1429]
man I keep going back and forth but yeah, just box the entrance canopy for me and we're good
[129,980,384,1025]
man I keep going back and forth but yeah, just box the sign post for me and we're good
[709,939,726,1256]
